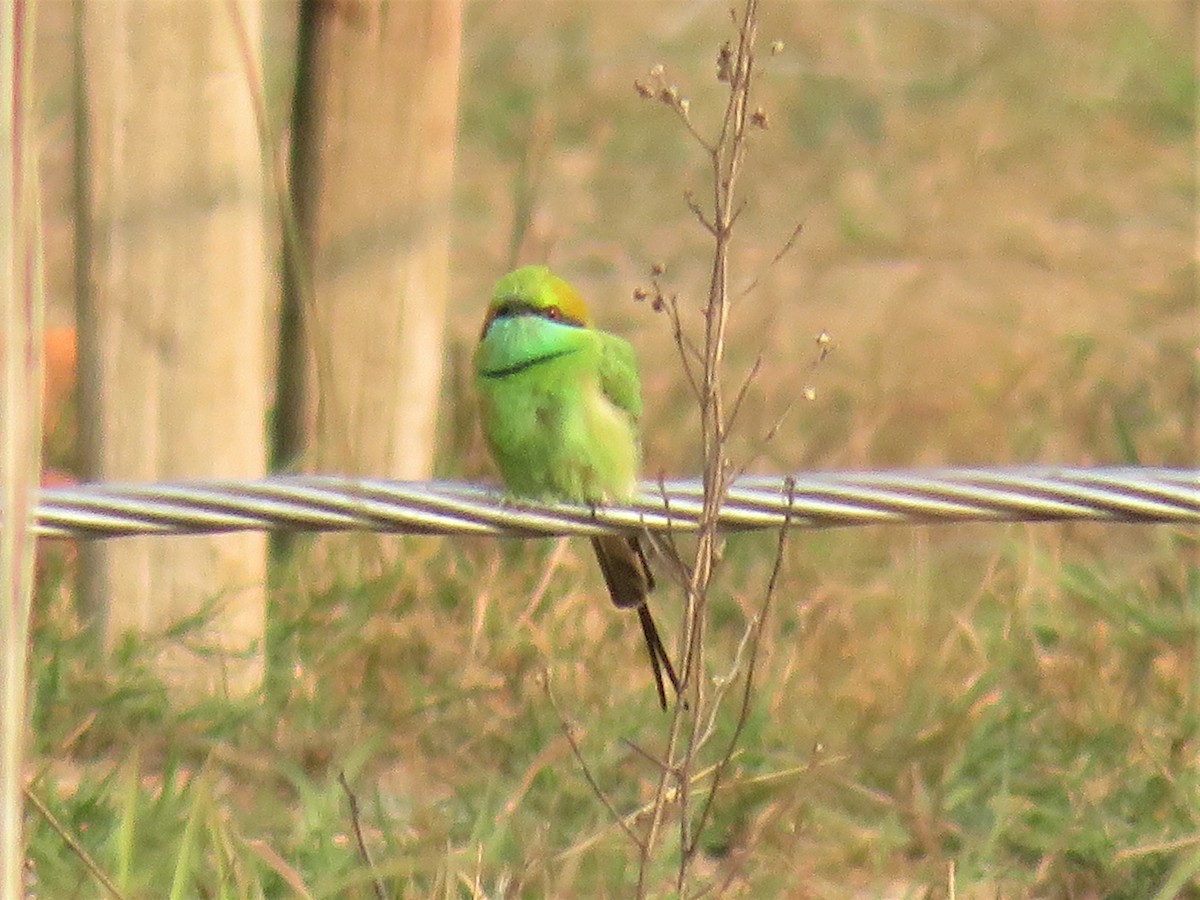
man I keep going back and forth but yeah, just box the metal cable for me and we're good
[31,467,1198,540]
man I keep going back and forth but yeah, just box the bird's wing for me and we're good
[597,333,643,421]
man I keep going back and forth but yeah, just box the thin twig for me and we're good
[635,3,762,895]
[727,198,748,230]
[222,0,322,474]
[620,737,671,772]
[506,106,552,268]
[732,397,795,481]
[673,2,760,892]
[693,601,764,752]
[663,292,703,401]
[724,353,763,437]
[687,476,793,856]
[684,189,717,235]
[672,104,715,154]
[649,476,693,587]
[24,785,129,900]
[543,674,645,849]
[738,219,805,299]
[337,771,388,900]
[734,331,830,478]
[654,279,704,369]
[559,754,733,867]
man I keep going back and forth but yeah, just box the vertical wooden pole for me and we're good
[78,0,268,695]
[0,0,40,890]
[285,0,462,491]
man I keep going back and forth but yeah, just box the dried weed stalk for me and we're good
[631,0,808,894]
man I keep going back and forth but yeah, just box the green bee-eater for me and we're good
[474,265,679,709]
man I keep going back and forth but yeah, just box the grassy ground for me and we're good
[27,1,1198,897]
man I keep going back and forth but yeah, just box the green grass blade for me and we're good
[167,776,206,900]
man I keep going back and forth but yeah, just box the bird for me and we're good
[473,264,680,709]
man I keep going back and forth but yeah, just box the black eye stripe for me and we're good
[494,300,531,319]
[482,299,586,336]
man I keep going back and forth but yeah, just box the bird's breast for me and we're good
[473,331,638,503]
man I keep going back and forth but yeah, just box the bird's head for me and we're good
[479,265,592,342]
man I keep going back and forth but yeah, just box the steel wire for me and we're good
[30,467,1199,540]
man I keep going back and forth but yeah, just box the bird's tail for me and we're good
[591,535,680,709]
[591,533,653,608]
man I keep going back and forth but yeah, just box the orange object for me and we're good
[42,325,76,435]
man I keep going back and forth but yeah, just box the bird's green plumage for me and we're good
[474,265,643,505]
[474,265,679,709]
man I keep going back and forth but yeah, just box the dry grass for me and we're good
[24,1,1198,897]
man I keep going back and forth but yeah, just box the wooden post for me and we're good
[77,0,268,696]
[1,0,41,889]
[284,0,462,490]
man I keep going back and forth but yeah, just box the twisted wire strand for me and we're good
[31,467,1198,540]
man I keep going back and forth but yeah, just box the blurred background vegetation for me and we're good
[27,0,1198,896]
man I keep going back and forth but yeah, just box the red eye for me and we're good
[545,306,562,320]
